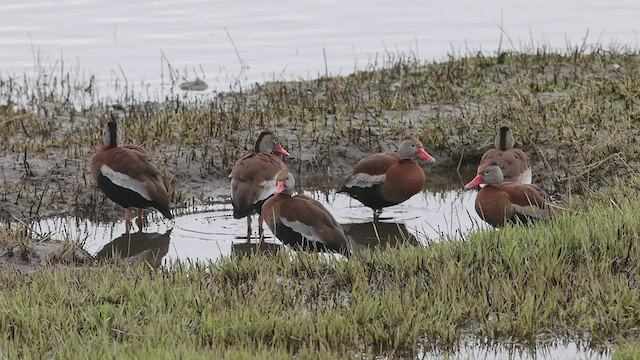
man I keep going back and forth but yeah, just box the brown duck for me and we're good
[339,135,436,221]
[230,131,290,239]
[480,126,532,184]
[262,171,350,256]
[464,163,550,228]
[91,121,173,233]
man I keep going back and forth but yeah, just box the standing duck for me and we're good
[91,121,173,233]
[230,131,290,239]
[262,170,350,256]
[480,126,532,184]
[338,135,436,221]
[464,163,549,228]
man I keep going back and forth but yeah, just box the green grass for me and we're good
[0,176,639,357]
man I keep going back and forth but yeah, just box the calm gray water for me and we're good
[1,0,639,93]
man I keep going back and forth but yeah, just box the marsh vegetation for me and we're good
[2,44,640,357]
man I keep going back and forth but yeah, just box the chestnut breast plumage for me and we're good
[339,135,435,217]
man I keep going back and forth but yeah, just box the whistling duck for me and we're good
[91,121,173,233]
[480,126,532,184]
[262,170,350,256]
[230,131,290,239]
[464,163,549,228]
[338,135,436,221]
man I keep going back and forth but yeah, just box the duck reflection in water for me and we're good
[95,230,171,268]
[341,221,418,250]
[231,241,282,258]
[231,222,416,257]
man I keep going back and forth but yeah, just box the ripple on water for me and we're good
[34,186,481,265]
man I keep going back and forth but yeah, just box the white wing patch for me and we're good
[256,179,277,202]
[229,178,276,203]
[519,168,532,184]
[345,173,386,188]
[280,218,326,245]
[230,179,237,200]
[100,164,151,201]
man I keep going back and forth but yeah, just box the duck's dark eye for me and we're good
[273,139,278,143]
[484,170,490,175]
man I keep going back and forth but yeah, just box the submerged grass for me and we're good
[0,176,639,357]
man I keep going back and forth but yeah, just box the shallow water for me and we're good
[34,177,481,265]
[423,339,610,359]
[1,0,639,94]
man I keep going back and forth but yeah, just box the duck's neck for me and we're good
[497,128,514,151]
[104,124,119,148]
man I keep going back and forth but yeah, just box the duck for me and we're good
[480,126,532,184]
[91,121,173,233]
[464,163,549,228]
[338,135,436,221]
[230,131,290,239]
[262,170,350,256]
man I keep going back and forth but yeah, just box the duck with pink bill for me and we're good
[464,162,550,228]
[230,130,291,240]
[338,135,436,221]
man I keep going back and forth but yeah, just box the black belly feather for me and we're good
[337,184,395,210]
[232,197,271,219]
[97,173,173,219]
[274,222,348,256]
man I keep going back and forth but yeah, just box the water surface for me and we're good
[33,169,482,264]
[423,339,609,359]
[1,0,639,93]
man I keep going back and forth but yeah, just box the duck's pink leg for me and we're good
[246,215,252,242]
[136,208,145,231]
[258,214,265,243]
[125,208,132,234]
